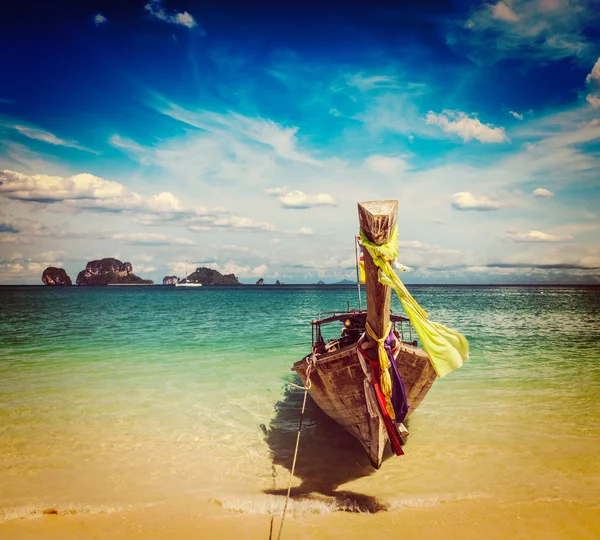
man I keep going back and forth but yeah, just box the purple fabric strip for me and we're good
[384,329,409,424]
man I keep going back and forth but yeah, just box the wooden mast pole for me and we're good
[357,200,398,339]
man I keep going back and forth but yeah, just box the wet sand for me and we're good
[1,497,599,540]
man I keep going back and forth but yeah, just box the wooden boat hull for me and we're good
[292,341,436,468]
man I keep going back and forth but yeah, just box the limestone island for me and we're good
[42,267,73,286]
[183,267,240,286]
[76,258,153,286]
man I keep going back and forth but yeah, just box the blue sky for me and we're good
[0,0,599,284]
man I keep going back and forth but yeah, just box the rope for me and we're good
[274,355,314,540]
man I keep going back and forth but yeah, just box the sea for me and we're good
[0,285,599,523]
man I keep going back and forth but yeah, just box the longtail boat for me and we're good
[292,200,465,468]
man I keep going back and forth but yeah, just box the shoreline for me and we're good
[1,497,598,540]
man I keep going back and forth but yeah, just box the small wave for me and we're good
[213,491,489,515]
[387,491,490,510]
[213,493,380,516]
[0,502,154,524]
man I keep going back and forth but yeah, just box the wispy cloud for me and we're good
[2,123,97,153]
[505,230,573,242]
[453,0,596,63]
[364,155,408,175]
[425,111,509,143]
[108,134,153,164]
[152,99,321,166]
[345,73,399,91]
[144,0,198,29]
[509,110,524,120]
[111,233,194,245]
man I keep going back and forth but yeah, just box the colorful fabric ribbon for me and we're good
[360,227,469,378]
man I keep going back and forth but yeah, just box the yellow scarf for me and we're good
[360,227,469,378]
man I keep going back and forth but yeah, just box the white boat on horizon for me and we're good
[175,259,203,287]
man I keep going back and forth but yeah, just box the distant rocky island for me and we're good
[180,267,240,286]
[41,260,350,287]
[162,267,240,286]
[76,258,153,286]
[41,258,152,286]
[42,267,72,286]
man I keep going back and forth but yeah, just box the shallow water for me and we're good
[1,285,599,521]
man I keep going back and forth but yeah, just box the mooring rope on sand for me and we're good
[270,354,314,540]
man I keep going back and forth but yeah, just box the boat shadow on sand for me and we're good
[261,375,408,513]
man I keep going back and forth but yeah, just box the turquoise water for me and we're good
[1,285,599,520]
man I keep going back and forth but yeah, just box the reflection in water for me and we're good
[261,377,395,512]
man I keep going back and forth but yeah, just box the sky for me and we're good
[0,0,599,285]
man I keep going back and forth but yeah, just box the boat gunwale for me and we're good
[311,310,410,327]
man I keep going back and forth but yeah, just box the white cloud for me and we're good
[0,262,24,282]
[281,227,314,236]
[0,170,219,218]
[451,192,503,210]
[111,233,194,245]
[33,250,66,261]
[205,261,268,279]
[586,94,600,108]
[492,1,520,22]
[277,190,337,209]
[144,0,198,29]
[533,187,554,197]
[149,191,183,212]
[456,0,592,62]
[131,264,157,274]
[188,215,275,232]
[586,57,600,84]
[365,155,408,175]
[0,235,22,244]
[0,170,127,202]
[94,13,107,26]
[425,111,509,143]
[505,230,573,242]
[509,110,524,120]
